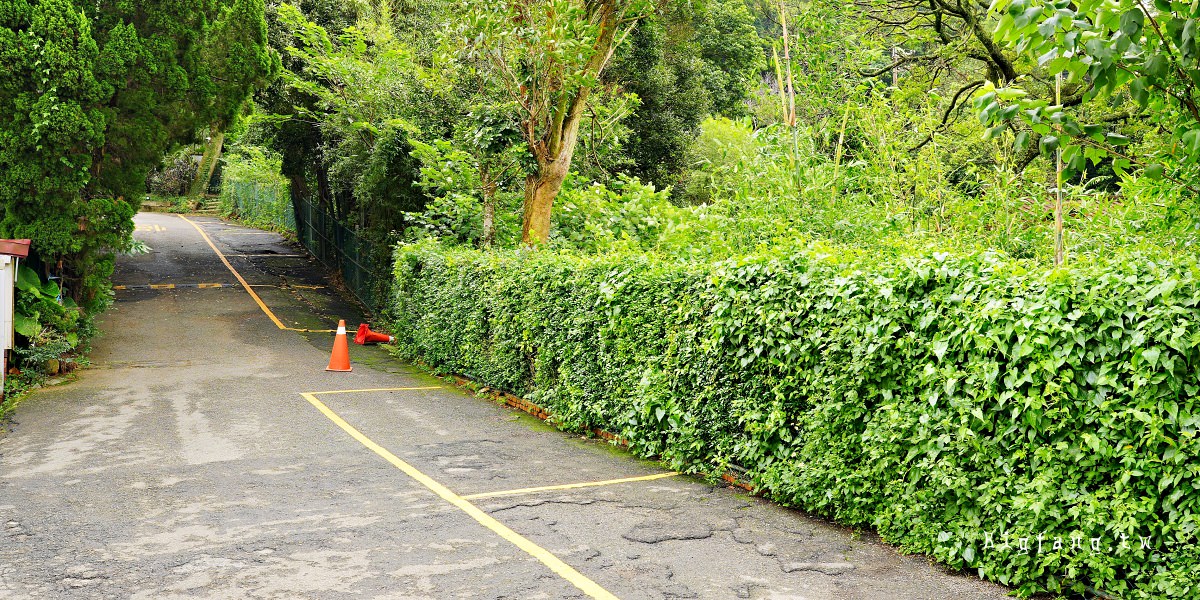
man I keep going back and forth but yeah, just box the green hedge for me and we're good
[391,241,1200,598]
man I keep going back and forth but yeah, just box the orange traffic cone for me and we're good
[326,320,352,372]
[355,323,394,345]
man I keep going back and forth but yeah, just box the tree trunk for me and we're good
[287,172,309,208]
[513,0,629,245]
[316,163,333,215]
[189,129,225,198]
[521,161,569,245]
[481,166,497,248]
[482,196,496,247]
[521,98,586,245]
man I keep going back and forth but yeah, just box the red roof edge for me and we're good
[0,240,31,258]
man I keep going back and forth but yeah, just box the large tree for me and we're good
[980,0,1200,189]
[458,0,653,245]
[273,1,428,230]
[0,0,275,310]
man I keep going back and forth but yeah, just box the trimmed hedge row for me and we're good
[391,241,1200,598]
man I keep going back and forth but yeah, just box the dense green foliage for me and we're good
[274,2,426,229]
[0,0,275,366]
[984,0,1200,189]
[219,147,294,233]
[147,146,204,197]
[393,242,1200,598]
[607,0,763,191]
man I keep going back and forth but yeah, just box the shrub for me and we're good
[147,147,200,196]
[392,240,1200,598]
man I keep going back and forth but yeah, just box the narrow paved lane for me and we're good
[0,212,1009,599]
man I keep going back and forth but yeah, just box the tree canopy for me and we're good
[0,0,275,311]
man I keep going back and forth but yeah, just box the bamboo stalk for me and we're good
[779,0,796,127]
[1054,73,1065,266]
[772,44,787,121]
[778,0,799,188]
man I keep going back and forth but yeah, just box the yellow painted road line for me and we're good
[178,215,335,334]
[301,392,619,600]
[114,283,241,291]
[311,387,442,396]
[461,472,680,500]
[247,283,326,290]
[115,283,229,291]
[179,215,287,329]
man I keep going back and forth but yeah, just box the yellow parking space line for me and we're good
[461,472,681,500]
[301,391,619,600]
[178,215,335,334]
[311,387,443,396]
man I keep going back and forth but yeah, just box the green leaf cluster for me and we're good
[219,145,293,233]
[607,0,764,191]
[984,0,1200,185]
[14,264,77,338]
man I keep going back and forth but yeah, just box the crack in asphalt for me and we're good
[484,496,620,513]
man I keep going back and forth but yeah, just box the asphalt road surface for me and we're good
[0,212,1011,599]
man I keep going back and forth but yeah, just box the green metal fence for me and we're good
[294,197,389,311]
[222,179,296,233]
[222,171,389,312]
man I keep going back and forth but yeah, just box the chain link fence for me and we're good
[294,197,390,312]
[221,179,297,233]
